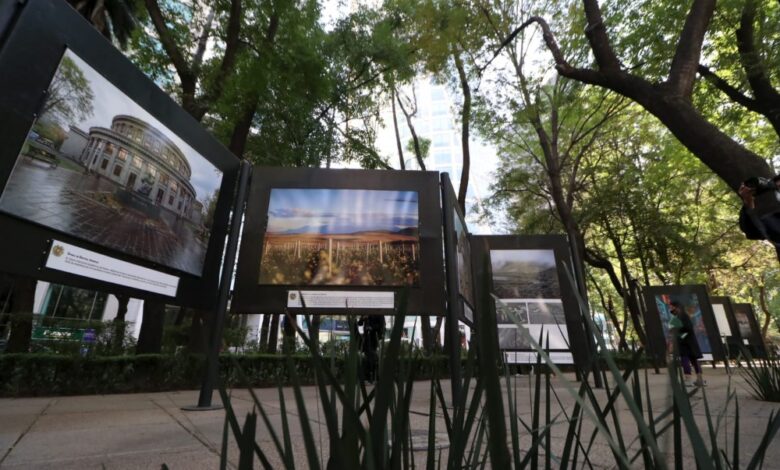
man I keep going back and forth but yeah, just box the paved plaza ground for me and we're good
[0,159,206,275]
[1,367,779,469]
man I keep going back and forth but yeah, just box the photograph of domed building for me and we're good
[79,115,199,222]
[0,49,223,276]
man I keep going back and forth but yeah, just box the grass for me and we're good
[740,356,780,402]
[215,263,780,469]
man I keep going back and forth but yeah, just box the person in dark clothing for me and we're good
[358,315,386,383]
[667,301,705,387]
[738,175,780,258]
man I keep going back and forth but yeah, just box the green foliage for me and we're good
[740,356,780,402]
[41,55,95,125]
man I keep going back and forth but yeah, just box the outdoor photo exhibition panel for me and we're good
[732,303,768,359]
[232,167,445,315]
[441,172,475,326]
[642,285,726,364]
[470,235,590,367]
[0,0,240,308]
[710,296,743,355]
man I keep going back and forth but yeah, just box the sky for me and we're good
[52,49,222,204]
[490,249,556,270]
[266,188,419,234]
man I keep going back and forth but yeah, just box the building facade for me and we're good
[79,115,198,221]
[60,126,89,160]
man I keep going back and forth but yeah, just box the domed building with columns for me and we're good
[78,115,199,222]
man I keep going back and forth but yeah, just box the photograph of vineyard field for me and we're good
[258,188,420,286]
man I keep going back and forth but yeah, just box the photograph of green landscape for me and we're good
[490,249,561,299]
[258,188,420,286]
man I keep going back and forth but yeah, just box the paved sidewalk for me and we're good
[1,367,779,469]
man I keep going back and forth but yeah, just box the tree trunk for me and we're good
[391,87,406,170]
[620,85,773,190]
[453,51,471,212]
[174,306,188,326]
[420,315,434,352]
[258,314,271,351]
[267,314,281,354]
[757,285,775,342]
[136,301,166,354]
[228,98,258,157]
[112,294,129,353]
[187,309,208,354]
[396,93,426,171]
[5,275,36,353]
[282,314,296,354]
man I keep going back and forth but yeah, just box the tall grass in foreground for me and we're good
[740,356,780,403]
[218,268,780,469]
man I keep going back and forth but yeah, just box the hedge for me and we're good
[0,353,453,397]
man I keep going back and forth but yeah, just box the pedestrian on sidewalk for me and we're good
[667,300,706,387]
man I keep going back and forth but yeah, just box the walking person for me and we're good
[358,315,385,383]
[667,300,706,387]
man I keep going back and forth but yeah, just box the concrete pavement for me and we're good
[1,367,779,469]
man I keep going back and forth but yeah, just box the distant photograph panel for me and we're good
[490,249,561,299]
[453,209,474,306]
[654,293,712,355]
[258,188,420,286]
[734,309,753,338]
[712,304,732,337]
[0,49,223,276]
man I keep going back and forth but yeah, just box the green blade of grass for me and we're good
[277,383,295,469]
[427,377,437,470]
[286,355,322,470]
[238,411,256,470]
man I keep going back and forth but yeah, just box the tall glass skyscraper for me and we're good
[376,79,497,234]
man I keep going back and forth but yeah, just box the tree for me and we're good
[486,0,775,193]
[41,56,95,126]
[67,0,139,48]
[136,301,166,354]
[138,0,242,121]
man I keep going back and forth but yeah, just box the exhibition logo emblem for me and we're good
[52,245,65,257]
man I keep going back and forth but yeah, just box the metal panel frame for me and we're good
[0,0,240,308]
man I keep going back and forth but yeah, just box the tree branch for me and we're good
[697,64,759,110]
[666,0,716,98]
[581,0,621,72]
[479,14,604,86]
[143,0,196,97]
[736,0,778,104]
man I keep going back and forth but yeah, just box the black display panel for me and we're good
[470,235,590,368]
[732,303,768,359]
[232,167,445,315]
[642,285,726,364]
[441,173,474,325]
[0,1,239,308]
[710,296,744,357]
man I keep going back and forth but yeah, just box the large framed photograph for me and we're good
[0,1,239,307]
[470,235,588,367]
[732,303,768,359]
[642,285,726,364]
[441,173,475,326]
[232,167,444,315]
